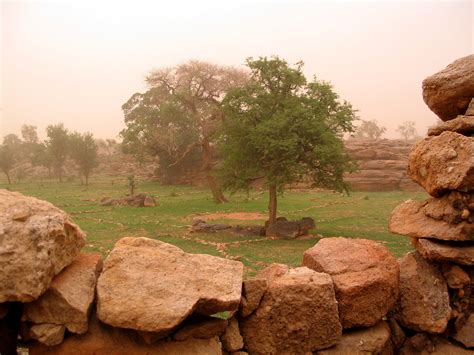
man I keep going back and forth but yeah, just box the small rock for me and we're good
[441,264,470,289]
[173,317,227,341]
[240,278,267,317]
[29,324,65,346]
[221,318,244,352]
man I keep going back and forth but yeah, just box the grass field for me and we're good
[1,176,426,276]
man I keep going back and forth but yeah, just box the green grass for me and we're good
[0,176,426,275]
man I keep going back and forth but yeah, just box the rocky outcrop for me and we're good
[96,237,243,334]
[302,237,399,328]
[23,253,103,335]
[407,131,474,197]
[0,189,85,303]
[393,252,451,333]
[422,54,474,121]
[344,139,421,191]
[240,266,342,354]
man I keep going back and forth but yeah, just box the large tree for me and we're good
[45,124,69,182]
[220,57,357,226]
[69,132,99,185]
[121,60,248,203]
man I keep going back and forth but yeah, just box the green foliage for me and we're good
[45,123,69,182]
[220,56,357,198]
[353,119,386,140]
[0,144,15,184]
[69,132,99,185]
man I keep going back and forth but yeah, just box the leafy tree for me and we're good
[0,144,15,184]
[397,121,417,140]
[21,125,41,164]
[45,124,69,182]
[31,143,54,178]
[220,57,357,226]
[121,60,248,203]
[353,120,386,140]
[69,132,99,185]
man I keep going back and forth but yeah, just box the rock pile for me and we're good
[100,193,156,207]
[389,55,474,352]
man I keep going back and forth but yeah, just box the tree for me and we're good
[121,60,248,203]
[31,143,54,178]
[220,57,357,226]
[45,124,69,182]
[69,132,99,185]
[397,121,417,140]
[21,125,41,165]
[0,144,15,184]
[353,120,386,140]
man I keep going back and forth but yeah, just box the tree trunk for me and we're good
[202,138,228,204]
[5,171,11,184]
[268,184,278,226]
[85,173,89,186]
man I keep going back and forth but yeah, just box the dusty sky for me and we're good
[1,0,473,140]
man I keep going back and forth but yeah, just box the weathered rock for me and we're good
[388,318,406,350]
[221,318,244,352]
[191,219,232,233]
[466,98,474,115]
[265,217,315,239]
[407,132,474,197]
[452,313,474,348]
[255,263,289,283]
[390,200,473,241]
[29,324,65,346]
[428,115,474,137]
[239,278,267,317]
[441,264,470,289]
[28,315,223,355]
[302,237,399,328]
[173,317,227,341]
[316,321,392,355]
[421,191,474,225]
[422,54,474,121]
[100,193,156,207]
[394,252,451,333]
[240,267,342,354]
[401,335,472,354]
[413,238,474,265]
[96,237,243,333]
[0,190,86,302]
[23,253,102,334]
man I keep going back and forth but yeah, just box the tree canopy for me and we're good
[220,56,357,225]
[353,119,386,140]
[69,132,99,185]
[121,60,248,202]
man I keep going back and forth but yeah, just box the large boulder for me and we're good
[0,190,85,302]
[316,321,392,355]
[413,238,474,266]
[390,199,473,241]
[428,115,474,137]
[422,54,474,121]
[96,237,243,334]
[407,132,474,197]
[302,237,399,328]
[28,315,223,355]
[23,253,103,334]
[240,266,342,354]
[393,252,451,333]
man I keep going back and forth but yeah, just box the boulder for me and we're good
[316,321,392,355]
[302,237,399,328]
[239,278,267,317]
[221,318,244,352]
[96,237,243,334]
[441,264,470,289]
[390,200,473,241]
[28,315,223,355]
[240,266,342,354]
[407,132,474,197]
[428,115,474,137]
[401,335,472,354]
[29,324,65,346]
[452,313,474,348]
[173,317,227,341]
[422,54,474,121]
[191,219,232,233]
[394,252,451,333]
[421,191,473,224]
[23,253,103,334]
[413,238,474,265]
[265,217,315,239]
[0,190,85,302]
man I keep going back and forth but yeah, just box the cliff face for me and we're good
[344,139,422,192]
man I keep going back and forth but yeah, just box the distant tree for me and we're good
[353,120,386,140]
[3,134,22,151]
[31,143,54,178]
[69,132,99,185]
[21,125,41,164]
[45,124,69,182]
[127,174,136,195]
[397,121,417,140]
[220,57,357,226]
[121,60,248,203]
[0,144,15,184]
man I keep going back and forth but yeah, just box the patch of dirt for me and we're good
[194,212,267,221]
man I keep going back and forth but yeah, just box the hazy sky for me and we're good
[1,0,473,140]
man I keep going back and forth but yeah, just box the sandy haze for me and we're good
[1,0,473,140]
